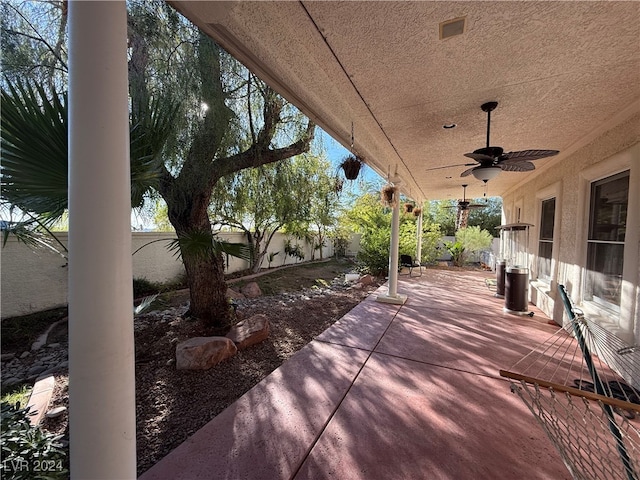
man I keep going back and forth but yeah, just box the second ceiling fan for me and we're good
[449,184,486,211]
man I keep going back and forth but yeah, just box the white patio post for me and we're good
[377,183,407,305]
[68,2,136,479]
[416,203,423,267]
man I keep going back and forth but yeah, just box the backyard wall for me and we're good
[1,226,501,319]
[501,110,639,344]
[1,231,336,318]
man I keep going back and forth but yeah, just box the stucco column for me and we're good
[377,185,407,305]
[68,2,136,479]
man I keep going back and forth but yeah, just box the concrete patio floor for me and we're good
[140,268,571,480]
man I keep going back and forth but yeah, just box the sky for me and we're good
[315,128,384,188]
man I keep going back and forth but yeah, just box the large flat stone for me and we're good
[175,337,237,370]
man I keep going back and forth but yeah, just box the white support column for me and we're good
[416,204,423,266]
[377,185,407,305]
[68,2,136,479]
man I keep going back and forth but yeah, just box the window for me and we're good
[585,171,629,310]
[537,198,555,281]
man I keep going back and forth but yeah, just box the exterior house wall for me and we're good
[1,231,335,318]
[501,112,640,344]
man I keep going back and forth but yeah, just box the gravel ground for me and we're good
[38,275,383,475]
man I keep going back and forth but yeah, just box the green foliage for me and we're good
[210,154,337,270]
[0,78,179,224]
[467,197,503,236]
[455,226,493,256]
[0,403,68,479]
[356,227,391,275]
[1,386,32,410]
[444,241,466,267]
[330,225,351,258]
[284,239,305,263]
[419,224,443,265]
[343,193,443,274]
[166,230,252,264]
[425,197,503,236]
[0,80,68,224]
[426,200,456,236]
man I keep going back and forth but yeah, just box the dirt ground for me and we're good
[35,259,383,475]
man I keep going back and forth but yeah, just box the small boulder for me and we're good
[175,337,237,370]
[226,288,245,300]
[240,282,262,298]
[359,274,375,285]
[226,314,270,350]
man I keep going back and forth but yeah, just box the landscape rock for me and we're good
[240,282,262,298]
[1,353,16,362]
[226,288,245,300]
[226,314,270,350]
[175,337,237,370]
[46,406,67,419]
[359,274,375,285]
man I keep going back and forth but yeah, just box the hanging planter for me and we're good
[340,155,363,180]
[413,207,422,217]
[404,203,414,213]
[380,184,398,207]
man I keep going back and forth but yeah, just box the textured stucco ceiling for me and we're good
[170,1,640,202]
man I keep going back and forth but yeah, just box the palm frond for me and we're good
[1,78,181,220]
[0,79,68,223]
[130,95,181,208]
[167,230,252,263]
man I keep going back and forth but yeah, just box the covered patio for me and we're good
[59,3,638,477]
[140,268,571,479]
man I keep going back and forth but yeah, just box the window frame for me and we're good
[584,171,629,313]
[537,197,556,283]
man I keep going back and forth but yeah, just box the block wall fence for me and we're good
[1,231,497,318]
[0,231,342,319]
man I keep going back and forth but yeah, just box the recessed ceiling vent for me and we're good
[439,17,466,40]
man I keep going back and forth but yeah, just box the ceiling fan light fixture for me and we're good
[472,166,501,182]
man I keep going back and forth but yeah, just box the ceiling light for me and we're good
[471,167,501,182]
[443,123,456,129]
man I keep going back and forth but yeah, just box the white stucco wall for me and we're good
[501,111,640,344]
[1,231,336,318]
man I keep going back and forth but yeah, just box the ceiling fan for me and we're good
[448,184,486,211]
[426,101,559,181]
[461,101,559,180]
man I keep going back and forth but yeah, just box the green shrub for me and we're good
[356,228,390,275]
[444,241,466,266]
[399,222,442,265]
[455,226,493,261]
[0,402,68,479]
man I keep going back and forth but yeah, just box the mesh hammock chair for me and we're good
[500,284,639,480]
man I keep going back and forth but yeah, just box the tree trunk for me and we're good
[250,231,266,274]
[166,191,231,333]
[181,244,229,334]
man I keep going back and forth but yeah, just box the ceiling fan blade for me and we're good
[501,149,560,163]
[467,204,487,209]
[460,166,476,177]
[499,161,535,172]
[464,152,495,163]
[425,162,474,172]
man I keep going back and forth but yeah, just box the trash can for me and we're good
[495,260,506,298]
[505,266,529,313]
